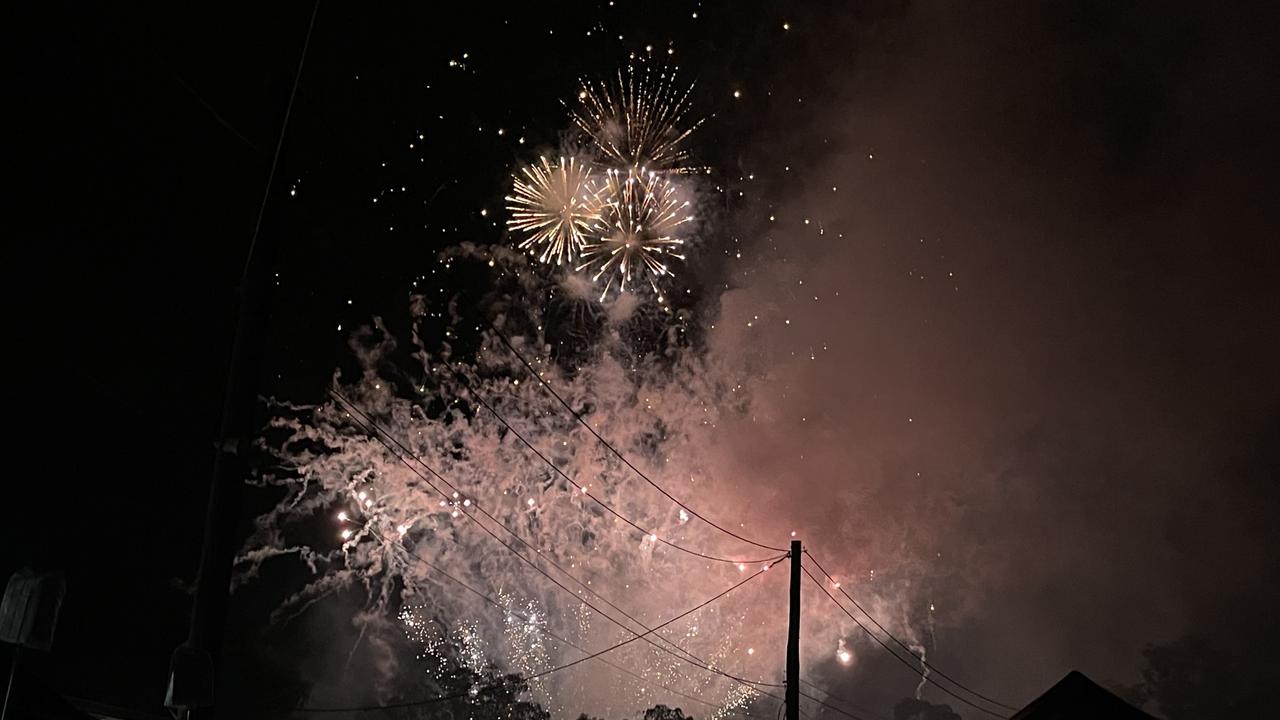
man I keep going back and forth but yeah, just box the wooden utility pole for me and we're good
[787,539,801,720]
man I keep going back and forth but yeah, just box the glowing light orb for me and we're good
[837,638,853,665]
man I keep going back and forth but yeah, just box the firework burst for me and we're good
[577,168,691,301]
[506,156,603,265]
[570,62,705,173]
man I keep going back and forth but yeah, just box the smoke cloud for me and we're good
[702,0,1280,709]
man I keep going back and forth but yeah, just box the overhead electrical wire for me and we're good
[332,391,785,689]
[241,0,320,283]
[329,392,787,696]
[333,392,785,689]
[451,365,782,565]
[322,380,1014,719]
[478,328,1015,718]
[799,563,1009,720]
[803,552,1017,713]
[297,559,774,713]
[398,556,771,718]
[487,321,787,554]
[797,690,886,720]
[293,522,745,716]
[797,681,890,720]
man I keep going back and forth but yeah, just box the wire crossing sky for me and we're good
[488,322,789,555]
[327,392,791,691]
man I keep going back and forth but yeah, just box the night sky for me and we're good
[8,2,1280,719]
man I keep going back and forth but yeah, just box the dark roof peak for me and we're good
[1010,670,1153,720]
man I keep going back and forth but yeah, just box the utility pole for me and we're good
[166,5,319,716]
[786,539,801,720]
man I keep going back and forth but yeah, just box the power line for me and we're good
[480,327,1012,715]
[397,555,771,718]
[487,322,787,554]
[329,392,787,696]
[797,681,890,720]
[298,559,773,713]
[333,395,788,695]
[803,552,1017,712]
[301,524,667,701]
[326,383,1000,720]
[451,365,782,565]
[332,391,785,689]
[797,690,886,720]
[241,0,320,284]
[799,564,1008,719]
[279,400,996,720]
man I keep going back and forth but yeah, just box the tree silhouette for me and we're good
[894,697,961,720]
[643,704,693,720]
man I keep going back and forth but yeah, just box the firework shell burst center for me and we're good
[577,168,691,302]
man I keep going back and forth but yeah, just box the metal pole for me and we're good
[787,540,801,720]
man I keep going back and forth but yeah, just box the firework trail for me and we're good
[577,168,691,301]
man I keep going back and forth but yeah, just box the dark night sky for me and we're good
[8,2,1280,719]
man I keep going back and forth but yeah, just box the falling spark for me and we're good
[837,638,852,665]
[506,156,603,265]
[577,168,690,300]
[570,62,705,172]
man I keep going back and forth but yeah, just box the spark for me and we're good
[570,62,705,172]
[506,156,603,265]
[576,168,690,300]
[837,638,852,665]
